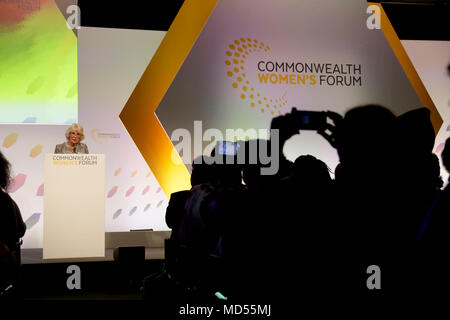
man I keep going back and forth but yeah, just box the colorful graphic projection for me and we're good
[0,0,77,124]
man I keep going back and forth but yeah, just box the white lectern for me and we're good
[43,154,105,259]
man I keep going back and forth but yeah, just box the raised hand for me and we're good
[318,111,343,149]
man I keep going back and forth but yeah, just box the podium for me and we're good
[43,154,105,259]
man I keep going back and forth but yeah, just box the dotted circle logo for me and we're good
[225,38,288,115]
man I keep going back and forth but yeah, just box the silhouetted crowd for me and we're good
[156,105,450,308]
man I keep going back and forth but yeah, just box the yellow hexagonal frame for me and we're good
[370,2,442,132]
[120,0,219,197]
[120,0,442,197]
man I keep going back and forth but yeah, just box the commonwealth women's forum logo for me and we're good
[224,38,287,116]
[224,38,363,115]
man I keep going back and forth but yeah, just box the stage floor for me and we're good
[21,248,164,264]
[20,231,169,264]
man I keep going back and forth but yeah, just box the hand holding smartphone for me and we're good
[291,108,326,131]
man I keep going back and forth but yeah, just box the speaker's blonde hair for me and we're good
[65,123,85,141]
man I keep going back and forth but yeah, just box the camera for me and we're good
[291,109,326,130]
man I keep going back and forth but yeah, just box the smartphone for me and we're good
[218,141,239,156]
[293,110,326,130]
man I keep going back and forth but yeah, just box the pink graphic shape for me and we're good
[36,184,44,196]
[7,174,27,193]
[435,142,445,154]
[108,186,118,198]
[156,187,162,193]
[142,185,150,195]
[126,186,135,197]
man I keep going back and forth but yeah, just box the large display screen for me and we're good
[0,0,77,124]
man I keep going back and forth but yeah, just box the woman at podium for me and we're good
[54,124,89,154]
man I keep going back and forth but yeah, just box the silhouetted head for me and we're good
[208,142,243,188]
[443,137,450,173]
[191,156,215,187]
[242,139,262,185]
[336,105,396,169]
[0,150,11,192]
[293,155,332,188]
[334,163,344,183]
[396,108,435,155]
[240,139,279,188]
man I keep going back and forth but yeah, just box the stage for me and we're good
[21,230,170,264]
[12,231,169,300]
